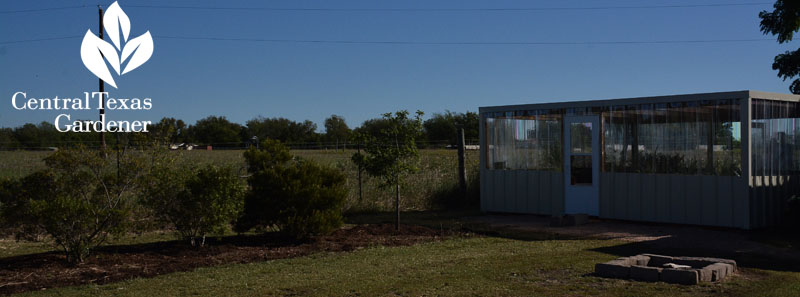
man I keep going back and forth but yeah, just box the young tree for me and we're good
[760,1,800,93]
[352,110,424,230]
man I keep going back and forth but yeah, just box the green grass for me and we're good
[0,151,49,179]
[3,211,799,296]
[0,149,479,212]
[13,236,800,297]
[0,238,51,259]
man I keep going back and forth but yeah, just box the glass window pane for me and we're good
[485,110,563,171]
[638,104,655,173]
[751,99,798,177]
[598,99,742,176]
[698,100,713,175]
[570,155,592,185]
[484,114,493,169]
[571,122,592,153]
[602,108,614,172]
[654,103,668,173]
[609,105,627,171]
[682,101,701,175]
[713,99,741,176]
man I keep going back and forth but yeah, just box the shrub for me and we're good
[0,173,52,241]
[236,140,347,238]
[139,155,191,230]
[145,165,245,246]
[0,177,19,235]
[5,146,146,263]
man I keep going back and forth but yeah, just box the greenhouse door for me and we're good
[563,115,600,216]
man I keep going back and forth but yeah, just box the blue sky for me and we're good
[0,0,795,131]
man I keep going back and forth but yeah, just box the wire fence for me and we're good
[0,139,482,151]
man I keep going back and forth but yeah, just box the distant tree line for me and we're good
[0,111,479,149]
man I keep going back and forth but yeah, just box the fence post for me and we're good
[457,127,467,198]
[357,142,363,202]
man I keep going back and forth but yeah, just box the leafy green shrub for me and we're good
[3,146,146,263]
[0,177,20,234]
[145,164,245,246]
[236,140,347,238]
[0,172,53,240]
[139,154,190,230]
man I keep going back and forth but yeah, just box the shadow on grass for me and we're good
[748,226,800,251]
[589,234,800,273]
[0,231,303,268]
[347,210,800,273]
[346,210,585,241]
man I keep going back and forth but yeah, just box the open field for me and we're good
[4,213,799,297]
[0,149,479,211]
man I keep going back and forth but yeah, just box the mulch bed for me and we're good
[0,224,449,295]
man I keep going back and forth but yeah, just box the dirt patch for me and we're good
[0,224,448,295]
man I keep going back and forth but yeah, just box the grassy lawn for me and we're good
[12,236,799,297]
[3,211,799,296]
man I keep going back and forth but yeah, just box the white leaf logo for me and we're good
[80,1,153,88]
